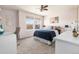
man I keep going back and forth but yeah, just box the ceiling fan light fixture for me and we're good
[40,5,48,12]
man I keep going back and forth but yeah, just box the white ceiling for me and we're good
[0,5,78,16]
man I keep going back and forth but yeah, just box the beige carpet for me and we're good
[17,37,55,54]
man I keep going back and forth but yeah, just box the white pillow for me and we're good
[43,26,51,30]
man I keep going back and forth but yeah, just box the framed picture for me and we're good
[50,16,59,23]
[35,24,40,29]
[26,24,33,29]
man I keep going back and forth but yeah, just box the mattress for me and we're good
[34,30,57,42]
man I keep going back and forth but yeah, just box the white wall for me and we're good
[18,10,43,31]
[44,6,77,27]
[0,5,78,33]
[0,5,77,27]
[0,8,18,33]
[16,5,77,27]
[18,10,44,38]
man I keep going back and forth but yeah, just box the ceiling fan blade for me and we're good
[40,5,48,12]
[43,9,48,10]
[43,5,48,8]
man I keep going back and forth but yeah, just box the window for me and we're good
[25,18,34,29]
[25,18,42,30]
[35,19,41,29]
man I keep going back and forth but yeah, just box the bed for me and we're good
[33,29,58,45]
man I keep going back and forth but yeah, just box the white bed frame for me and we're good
[34,36,54,45]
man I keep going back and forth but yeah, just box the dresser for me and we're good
[54,31,79,54]
[0,33,17,54]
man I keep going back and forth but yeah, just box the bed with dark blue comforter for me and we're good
[34,30,56,41]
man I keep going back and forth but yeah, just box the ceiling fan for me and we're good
[40,5,48,12]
